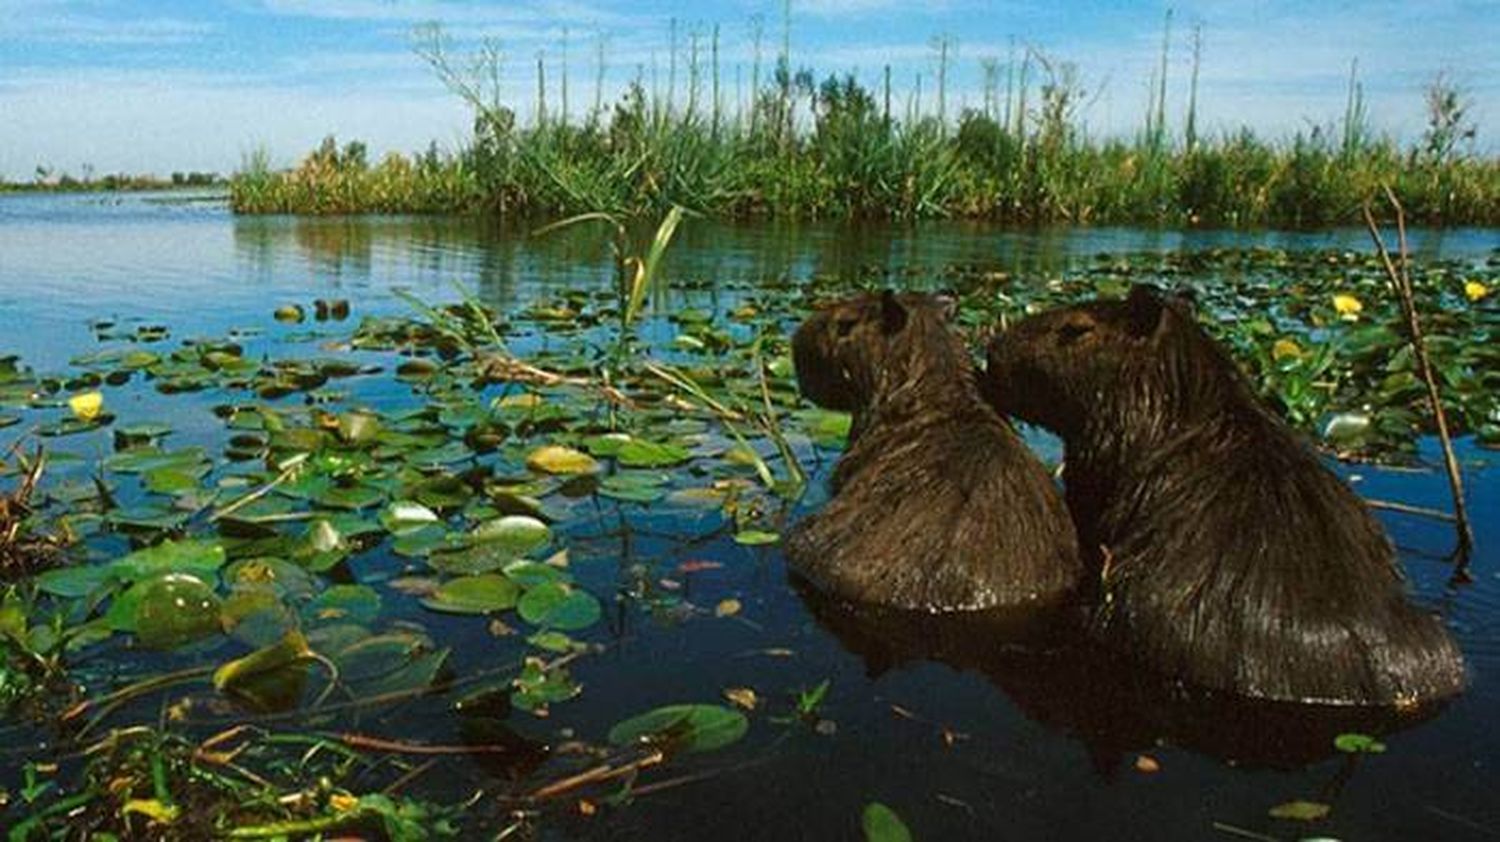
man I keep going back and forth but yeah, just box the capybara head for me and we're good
[792,290,958,413]
[984,284,1222,437]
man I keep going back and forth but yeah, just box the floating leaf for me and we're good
[528,631,577,653]
[34,564,115,598]
[517,582,601,630]
[380,501,441,535]
[615,439,692,468]
[111,539,226,583]
[1465,280,1488,302]
[525,445,599,475]
[715,598,742,618]
[733,530,780,546]
[470,515,551,555]
[1333,733,1387,754]
[132,573,223,649]
[308,584,381,624]
[608,704,748,754]
[421,574,520,614]
[862,803,912,842]
[1269,800,1331,821]
[213,630,314,693]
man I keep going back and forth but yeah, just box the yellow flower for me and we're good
[1332,294,1363,320]
[68,391,104,421]
[1271,338,1303,362]
[1465,281,1488,302]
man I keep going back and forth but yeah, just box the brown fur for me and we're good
[786,291,1082,611]
[983,284,1466,705]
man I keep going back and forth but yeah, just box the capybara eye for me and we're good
[835,317,858,337]
[1057,322,1094,345]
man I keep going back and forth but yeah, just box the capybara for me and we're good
[792,576,1442,771]
[786,290,1082,611]
[983,283,1466,705]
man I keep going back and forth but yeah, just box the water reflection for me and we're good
[793,577,1444,773]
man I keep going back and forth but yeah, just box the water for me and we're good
[1,191,1498,840]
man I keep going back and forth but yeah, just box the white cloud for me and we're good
[0,13,216,44]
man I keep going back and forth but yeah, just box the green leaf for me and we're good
[525,445,599,475]
[213,630,314,692]
[131,573,223,649]
[421,574,520,614]
[733,529,780,546]
[308,584,381,624]
[380,501,441,535]
[1269,800,1331,821]
[862,803,913,842]
[608,703,748,754]
[111,539,226,583]
[1333,733,1387,754]
[517,582,601,631]
[34,564,116,598]
[614,439,692,468]
[469,515,551,555]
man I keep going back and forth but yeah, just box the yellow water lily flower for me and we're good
[1465,281,1488,302]
[68,391,104,421]
[1271,338,1303,362]
[1332,294,1363,320]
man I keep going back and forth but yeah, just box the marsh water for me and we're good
[2,191,1498,840]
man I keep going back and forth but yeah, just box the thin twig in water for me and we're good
[522,749,666,801]
[1363,188,1475,579]
[209,453,309,522]
[1367,498,1458,523]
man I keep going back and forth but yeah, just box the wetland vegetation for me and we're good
[1,200,1497,837]
[230,22,1499,225]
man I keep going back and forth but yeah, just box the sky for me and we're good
[1,0,1496,181]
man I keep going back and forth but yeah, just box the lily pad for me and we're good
[525,445,599,475]
[862,803,913,842]
[517,581,601,630]
[421,573,521,614]
[608,704,749,754]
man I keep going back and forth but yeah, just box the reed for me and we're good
[229,23,1500,226]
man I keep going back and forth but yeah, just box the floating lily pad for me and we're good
[525,445,598,475]
[132,573,224,649]
[608,704,749,754]
[517,582,601,630]
[469,515,551,555]
[862,803,912,842]
[421,574,521,614]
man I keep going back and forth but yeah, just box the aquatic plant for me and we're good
[0,244,1496,835]
[230,23,1500,225]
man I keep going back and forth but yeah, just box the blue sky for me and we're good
[2,0,1496,180]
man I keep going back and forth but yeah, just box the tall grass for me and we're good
[230,22,1500,226]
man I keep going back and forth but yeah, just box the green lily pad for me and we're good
[862,803,912,842]
[421,573,521,614]
[615,439,692,468]
[111,538,226,583]
[517,582,601,631]
[608,704,749,754]
[525,445,599,475]
[132,573,224,649]
[469,515,551,555]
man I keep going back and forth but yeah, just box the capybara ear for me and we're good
[1125,284,1167,339]
[880,290,908,335]
[933,293,959,323]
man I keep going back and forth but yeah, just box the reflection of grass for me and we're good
[231,24,1498,225]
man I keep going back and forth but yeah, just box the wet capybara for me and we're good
[983,283,1467,706]
[792,576,1444,772]
[786,290,1082,611]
